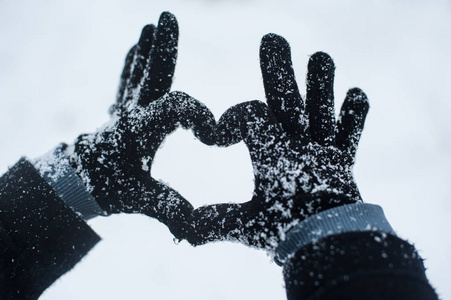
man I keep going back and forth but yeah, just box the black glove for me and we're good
[66,12,216,239]
[187,34,369,251]
[70,91,215,238]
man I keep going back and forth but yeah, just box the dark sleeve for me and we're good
[283,231,438,300]
[0,158,101,300]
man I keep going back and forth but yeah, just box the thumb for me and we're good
[187,202,252,246]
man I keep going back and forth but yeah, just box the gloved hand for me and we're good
[187,34,369,251]
[68,12,216,239]
[35,12,216,240]
[70,91,215,238]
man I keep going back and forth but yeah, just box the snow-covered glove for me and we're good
[187,34,369,251]
[69,11,214,237]
[35,12,216,239]
[70,91,215,238]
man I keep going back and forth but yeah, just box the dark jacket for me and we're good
[0,159,438,299]
[0,159,100,299]
[283,231,438,299]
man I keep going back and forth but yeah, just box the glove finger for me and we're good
[335,88,369,165]
[134,178,194,240]
[148,91,216,147]
[139,12,179,106]
[216,100,283,156]
[260,34,306,137]
[115,45,137,107]
[187,202,248,246]
[215,102,246,147]
[121,91,215,176]
[306,51,336,146]
[123,24,155,104]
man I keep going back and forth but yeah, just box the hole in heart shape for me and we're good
[152,129,254,209]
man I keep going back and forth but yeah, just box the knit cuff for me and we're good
[34,145,104,220]
[275,203,395,265]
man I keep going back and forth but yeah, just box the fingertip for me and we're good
[193,116,216,146]
[166,91,217,146]
[138,24,155,51]
[140,24,155,39]
[159,11,176,23]
[260,33,290,56]
[192,101,217,146]
[158,11,179,33]
[216,105,243,147]
[344,88,370,115]
[308,51,335,74]
[347,87,369,104]
[217,101,268,147]
[261,33,288,45]
[309,51,333,61]
[245,100,272,117]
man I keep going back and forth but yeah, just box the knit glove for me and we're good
[70,91,215,238]
[35,12,216,239]
[69,12,217,238]
[187,34,369,251]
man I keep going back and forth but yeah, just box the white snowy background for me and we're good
[1,0,450,299]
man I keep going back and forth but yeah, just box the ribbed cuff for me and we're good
[34,145,104,220]
[275,203,395,265]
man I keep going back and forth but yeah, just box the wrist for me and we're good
[275,203,395,265]
[34,144,105,219]
[282,231,432,300]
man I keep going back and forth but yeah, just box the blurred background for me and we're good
[0,0,450,299]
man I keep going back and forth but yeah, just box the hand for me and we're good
[68,12,216,239]
[187,34,369,251]
[71,91,215,238]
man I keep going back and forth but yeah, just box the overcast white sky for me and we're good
[0,0,450,299]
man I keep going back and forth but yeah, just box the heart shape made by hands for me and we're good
[152,129,254,209]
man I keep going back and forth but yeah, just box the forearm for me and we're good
[279,204,438,300]
[0,158,100,299]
